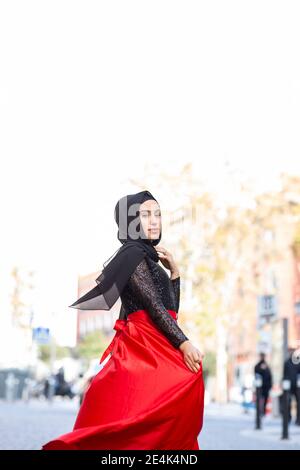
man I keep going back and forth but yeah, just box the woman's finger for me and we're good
[198,353,204,362]
[196,349,204,361]
[192,351,199,363]
[186,357,199,373]
[190,353,201,371]
[156,247,170,256]
[185,357,194,372]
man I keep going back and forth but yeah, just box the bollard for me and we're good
[255,373,263,430]
[282,379,291,439]
[5,372,19,402]
[296,374,300,426]
[47,375,56,403]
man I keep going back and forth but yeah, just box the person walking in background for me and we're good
[42,190,205,450]
[283,347,300,425]
[254,352,273,416]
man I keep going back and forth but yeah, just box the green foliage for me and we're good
[202,350,216,381]
[38,330,111,364]
[38,343,72,363]
[77,330,110,360]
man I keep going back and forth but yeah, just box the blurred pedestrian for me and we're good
[283,347,300,424]
[43,378,50,400]
[254,352,273,415]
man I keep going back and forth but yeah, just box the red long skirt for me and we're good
[42,309,205,450]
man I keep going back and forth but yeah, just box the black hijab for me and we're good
[68,190,161,310]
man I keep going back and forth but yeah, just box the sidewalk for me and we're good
[200,402,300,450]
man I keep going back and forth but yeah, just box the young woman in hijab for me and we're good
[42,190,205,450]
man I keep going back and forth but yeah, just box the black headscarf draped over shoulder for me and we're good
[69,190,161,310]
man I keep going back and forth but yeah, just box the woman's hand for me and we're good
[155,246,179,279]
[179,340,204,373]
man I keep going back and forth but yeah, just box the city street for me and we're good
[0,399,299,450]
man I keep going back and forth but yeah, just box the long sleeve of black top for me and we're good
[128,258,189,349]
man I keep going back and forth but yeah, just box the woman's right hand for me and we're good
[179,340,204,373]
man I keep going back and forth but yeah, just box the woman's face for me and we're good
[139,199,161,241]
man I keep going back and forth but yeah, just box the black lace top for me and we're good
[119,256,189,349]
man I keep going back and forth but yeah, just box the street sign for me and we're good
[257,295,278,328]
[32,327,50,344]
[257,329,272,354]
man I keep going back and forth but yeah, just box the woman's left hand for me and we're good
[155,246,179,279]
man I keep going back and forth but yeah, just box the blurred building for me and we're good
[76,271,120,343]
[229,218,300,399]
[0,265,38,370]
[292,245,300,343]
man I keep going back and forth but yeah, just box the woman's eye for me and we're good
[139,211,161,218]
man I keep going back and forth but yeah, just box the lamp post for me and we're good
[255,373,263,430]
[296,374,300,426]
[282,379,291,439]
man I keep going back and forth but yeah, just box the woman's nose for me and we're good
[150,215,159,226]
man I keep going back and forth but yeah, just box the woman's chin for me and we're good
[148,233,160,239]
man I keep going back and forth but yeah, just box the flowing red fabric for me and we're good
[42,309,205,450]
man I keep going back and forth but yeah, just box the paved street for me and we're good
[0,399,299,450]
[0,398,77,450]
[200,403,300,450]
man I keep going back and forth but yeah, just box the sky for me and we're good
[0,1,300,346]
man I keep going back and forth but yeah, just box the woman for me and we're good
[42,190,205,450]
